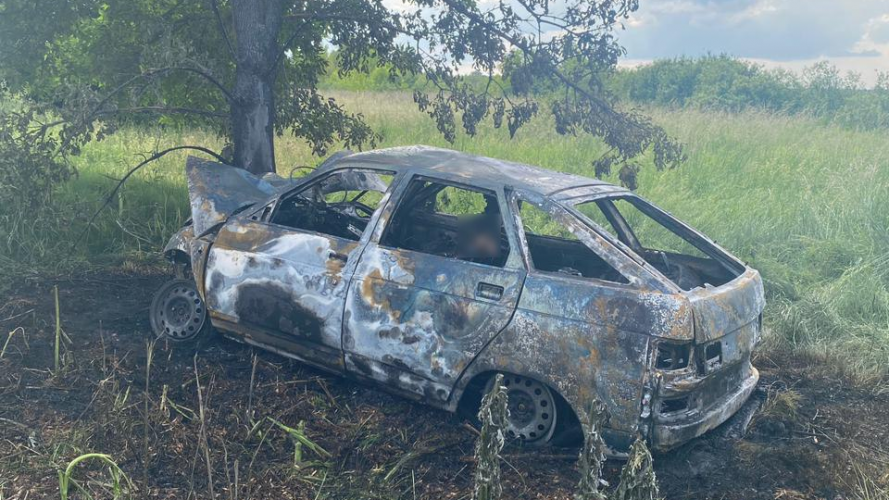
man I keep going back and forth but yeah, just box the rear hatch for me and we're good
[686,269,765,344]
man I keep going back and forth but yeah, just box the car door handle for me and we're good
[330,252,349,263]
[476,282,504,301]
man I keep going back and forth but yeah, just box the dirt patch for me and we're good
[1,269,887,499]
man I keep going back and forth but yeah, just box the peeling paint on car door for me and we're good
[203,169,397,371]
[342,180,527,404]
[204,219,360,369]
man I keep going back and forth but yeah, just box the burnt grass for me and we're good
[1,267,887,499]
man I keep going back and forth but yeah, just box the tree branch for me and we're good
[53,66,234,160]
[75,67,233,127]
[94,106,228,119]
[36,106,225,138]
[72,145,228,250]
[265,23,307,78]
[210,0,237,62]
[436,0,625,122]
[165,66,235,103]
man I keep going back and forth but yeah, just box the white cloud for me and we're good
[625,15,647,28]
[375,0,889,85]
[620,0,888,60]
[612,0,889,86]
[853,13,889,53]
[729,0,780,24]
[648,0,711,15]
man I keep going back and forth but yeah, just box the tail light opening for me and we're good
[655,342,692,371]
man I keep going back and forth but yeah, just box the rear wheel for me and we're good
[149,279,213,346]
[485,374,558,446]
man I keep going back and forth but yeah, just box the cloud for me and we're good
[868,19,889,44]
[649,0,711,15]
[839,49,882,58]
[619,0,889,61]
[856,13,889,48]
[611,0,889,85]
[728,0,779,24]
[376,0,889,85]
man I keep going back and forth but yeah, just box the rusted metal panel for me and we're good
[650,366,758,450]
[687,269,765,343]
[464,298,651,435]
[190,236,213,298]
[186,156,288,236]
[645,299,761,450]
[162,223,194,257]
[515,275,693,340]
[343,242,526,403]
[322,146,627,197]
[340,176,527,403]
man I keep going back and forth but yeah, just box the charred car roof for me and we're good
[318,145,631,201]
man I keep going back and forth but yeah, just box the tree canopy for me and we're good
[0,0,682,203]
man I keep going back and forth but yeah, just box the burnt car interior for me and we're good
[380,179,510,268]
[271,169,393,241]
[517,201,629,283]
[576,197,742,290]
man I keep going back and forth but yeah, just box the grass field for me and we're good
[3,91,889,383]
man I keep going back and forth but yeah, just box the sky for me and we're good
[617,0,889,85]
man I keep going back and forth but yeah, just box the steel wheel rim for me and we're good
[489,374,557,444]
[152,282,206,341]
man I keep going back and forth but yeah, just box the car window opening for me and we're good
[381,180,509,268]
[518,201,628,284]
[576,197,741,290]
[271,170,393,241]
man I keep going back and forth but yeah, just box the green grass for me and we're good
[3,91,888,382]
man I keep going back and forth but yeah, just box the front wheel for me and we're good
[485,374,558,446]
[149,279,213,346]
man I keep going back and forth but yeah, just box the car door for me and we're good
[343,175,526,404]
[203,168,395,371]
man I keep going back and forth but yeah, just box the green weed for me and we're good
[58,453,134,500]
[270,418,332,469]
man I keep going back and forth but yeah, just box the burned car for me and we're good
[152,146,764,452]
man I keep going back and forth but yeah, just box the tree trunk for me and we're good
[231,0,284,174]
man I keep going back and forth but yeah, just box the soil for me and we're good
[1,267,887,499]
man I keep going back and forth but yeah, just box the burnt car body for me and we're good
[153,146,764,452]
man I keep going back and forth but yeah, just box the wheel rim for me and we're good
[151,282,206,341]
[489,374,557,444]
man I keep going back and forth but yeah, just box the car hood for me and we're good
[186,156,295,236]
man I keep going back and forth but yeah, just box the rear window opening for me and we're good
[518,202,628,284]
[575,197,743,291]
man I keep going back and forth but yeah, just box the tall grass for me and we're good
[2,91,888,382]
